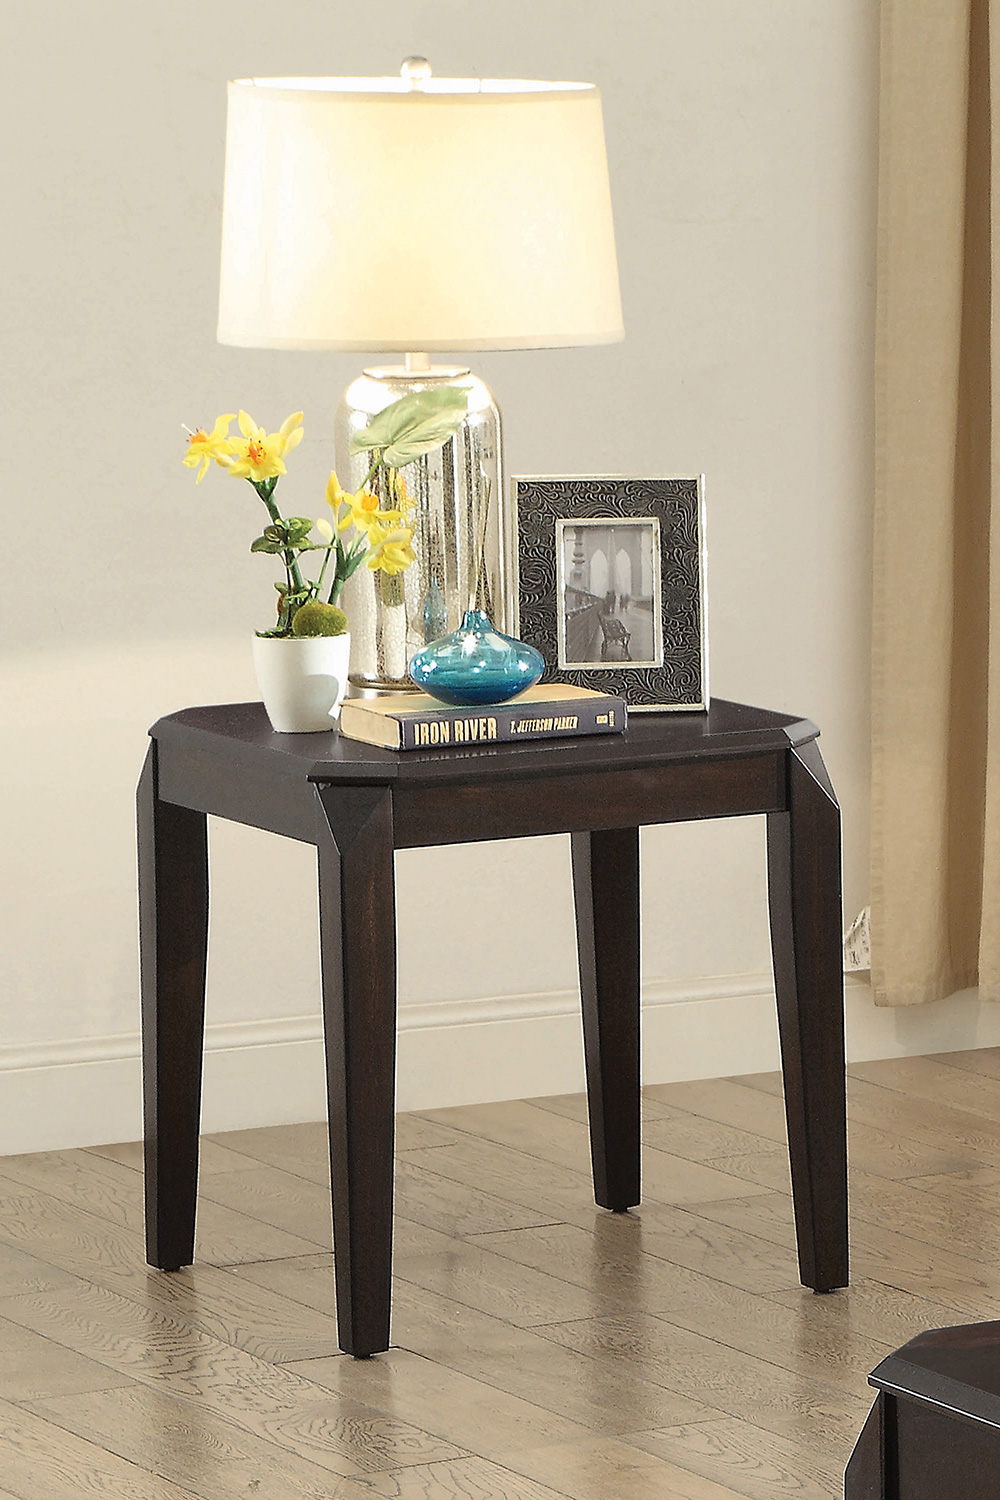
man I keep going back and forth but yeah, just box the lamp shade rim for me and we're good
[229,76,600,104]
[216,329,626,352]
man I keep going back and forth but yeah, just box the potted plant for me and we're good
[182,395,467,731]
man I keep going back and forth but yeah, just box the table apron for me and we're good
[155,742,787,848]
[156,742,318,842]
[391,751,787,848]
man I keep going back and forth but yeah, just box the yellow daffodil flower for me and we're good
[346,487,400,536]
[366,520,416,575]
[276,410,304,455]
[326,470,403,537]
[325,470,353,527]
[226,410,304,483]
[183,414,236,482]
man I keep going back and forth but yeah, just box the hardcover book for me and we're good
[339,683,627,751]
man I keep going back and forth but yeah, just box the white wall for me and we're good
[6,0,958,1156]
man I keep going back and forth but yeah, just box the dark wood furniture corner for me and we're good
[137,697,848,1357]
[847,1323,1000,1499]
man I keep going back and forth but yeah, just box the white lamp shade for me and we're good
[218,76,624,352]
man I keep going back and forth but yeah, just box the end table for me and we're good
[138,698,848,1357]
[847,1322,1000,1498]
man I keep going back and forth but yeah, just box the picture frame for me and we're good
[511,475,708,711]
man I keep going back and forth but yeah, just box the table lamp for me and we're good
[218,61,623,692]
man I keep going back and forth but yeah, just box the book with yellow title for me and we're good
[339,683,627,751]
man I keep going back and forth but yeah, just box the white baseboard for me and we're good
[4,973,1000,1155]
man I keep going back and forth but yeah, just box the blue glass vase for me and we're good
[408,609,545,707]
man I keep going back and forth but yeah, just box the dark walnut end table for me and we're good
[137,697,848,1357]
[847,1322,1000,1499]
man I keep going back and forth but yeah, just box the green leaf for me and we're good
[382,421,466,468]
[341,548,368,581]
[349,387,468,464]
[285,516,314,545]
[251,534,284,554]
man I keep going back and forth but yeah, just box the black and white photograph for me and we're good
[514,475,708,710]
[557,516,661,668]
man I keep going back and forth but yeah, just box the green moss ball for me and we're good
[291,601,349,637]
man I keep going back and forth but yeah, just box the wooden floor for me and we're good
[6,1053,1000,1498]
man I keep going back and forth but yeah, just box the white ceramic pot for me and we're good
[252,633,351,733]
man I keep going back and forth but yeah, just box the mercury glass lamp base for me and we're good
[336,363,506,694]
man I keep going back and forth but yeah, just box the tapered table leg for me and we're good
[138,742,209,1272]
[572,827,641,1212]
[845,1395,889,1499]
[766,739,848,1292]
[316,783,397,1357]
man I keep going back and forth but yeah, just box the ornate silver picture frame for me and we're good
[511,475,708,711]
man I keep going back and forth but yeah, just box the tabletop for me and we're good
[150,697,820,789]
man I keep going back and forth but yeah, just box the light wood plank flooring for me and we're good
[4,1052,1000,1498]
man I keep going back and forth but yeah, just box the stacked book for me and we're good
[339,683,626,751]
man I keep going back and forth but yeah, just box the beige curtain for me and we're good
[873,0,999,1004]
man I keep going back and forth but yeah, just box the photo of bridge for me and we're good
[558,518,661,668]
